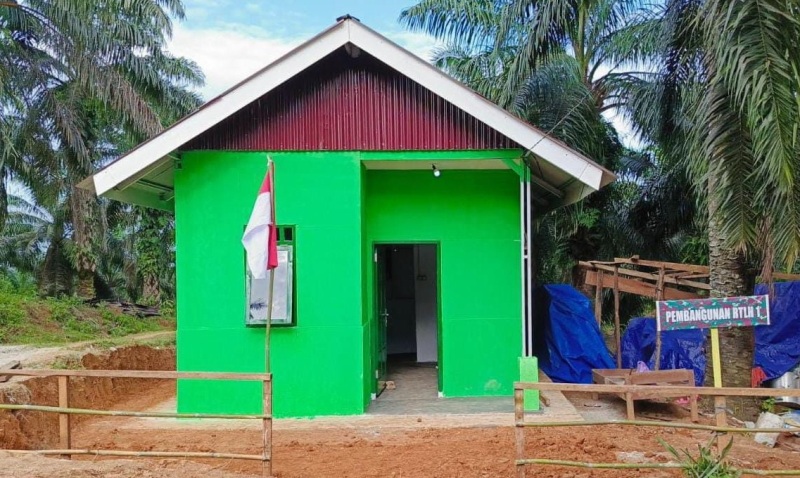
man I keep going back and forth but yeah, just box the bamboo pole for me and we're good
[514,388,526,478]
[0,369,270,381]
[519,419,800,434]
[263,157,276,478]
[516,459,800,476]
[58,376,70,459]
[613,266,621,368]
[2,449,264,460]
[517,459,683,470]
[0,403,270,419]
[514,381,800,397]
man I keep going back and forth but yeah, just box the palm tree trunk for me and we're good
[70,186,96,299]
[707,176,755,417]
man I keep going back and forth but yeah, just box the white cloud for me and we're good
[386,30,444,62]
[168,23,445,101]
[168,24,302,99]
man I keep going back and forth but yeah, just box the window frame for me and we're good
[244,225,297,327]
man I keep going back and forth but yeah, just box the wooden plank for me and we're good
[514,389,526,478]
[580,261,711,291]
[58,376,70,459]
[514,381,800,398]
[627,370,693,385]
[0,369,271,381]
[774,272,800,281]
[613,257,709,274]
[0,360,20,383]
[585,271,702,300]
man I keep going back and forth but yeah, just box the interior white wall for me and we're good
[414,245,438,363]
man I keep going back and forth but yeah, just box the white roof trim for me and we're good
[90,19,614,197]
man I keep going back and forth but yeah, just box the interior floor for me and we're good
[368,358,512,415]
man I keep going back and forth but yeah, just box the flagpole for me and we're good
[263,158,275,478]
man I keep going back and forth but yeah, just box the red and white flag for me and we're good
[242,161,278,279]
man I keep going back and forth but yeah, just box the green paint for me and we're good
[364,169,522,397]
[175,151,366,417]
[173,150,523,417]
[519,356,540,411]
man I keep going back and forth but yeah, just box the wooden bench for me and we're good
[592,368,699,422]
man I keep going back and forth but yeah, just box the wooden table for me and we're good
[592,369,699,421]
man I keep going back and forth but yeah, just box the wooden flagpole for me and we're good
[262,158,275,478]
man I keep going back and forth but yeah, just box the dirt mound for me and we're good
[0,345,175,450]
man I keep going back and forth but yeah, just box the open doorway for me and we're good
[374,244,439,400]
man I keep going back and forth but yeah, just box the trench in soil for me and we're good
[2,345,800,478]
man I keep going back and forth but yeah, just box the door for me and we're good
[375,246,389,395]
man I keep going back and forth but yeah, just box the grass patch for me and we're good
[0,287,175,346]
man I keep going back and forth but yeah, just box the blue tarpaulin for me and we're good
[533,285,614,383]
[620,317,707,386]
[754,282,800,381]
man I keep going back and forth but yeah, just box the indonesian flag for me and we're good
[242,161,278,279]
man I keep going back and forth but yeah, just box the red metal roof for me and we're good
[184,48,517,151]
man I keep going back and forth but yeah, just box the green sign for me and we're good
[656,295,770,331]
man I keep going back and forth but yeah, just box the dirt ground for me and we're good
[3,345,800,477]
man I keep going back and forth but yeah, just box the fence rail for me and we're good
[0,368,273,477]
[514,382,800,477]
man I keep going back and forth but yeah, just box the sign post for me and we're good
[656,295,770,427]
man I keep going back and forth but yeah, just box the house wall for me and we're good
[174,150,366,417]
[173,150,522,418]
[364,169,522,397]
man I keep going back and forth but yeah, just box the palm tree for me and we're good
[1,0,202,299]
[617,0,800,391]
[400,0,694,288]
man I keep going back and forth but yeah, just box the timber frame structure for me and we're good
[580,256,711,370]
[580,256,800,369]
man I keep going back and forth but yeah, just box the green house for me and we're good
[82,18,613,418]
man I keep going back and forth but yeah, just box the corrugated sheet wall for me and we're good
[184,49,517,151]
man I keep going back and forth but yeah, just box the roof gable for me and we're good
[83,18,614,210]
[184,48,516,151]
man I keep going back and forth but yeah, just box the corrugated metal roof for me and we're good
[184,49,517,151]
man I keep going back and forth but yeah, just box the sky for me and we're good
[168,1,441,99]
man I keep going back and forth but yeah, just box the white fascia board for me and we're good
[348,22,611,191]
[93,23,350,196]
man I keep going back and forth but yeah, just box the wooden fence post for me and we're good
[514,388,526,478]
[654,267,666,370]
[594,270,604,326]
[58,375,70,459]
[262,377,272,478]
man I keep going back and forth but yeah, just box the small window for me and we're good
[246,226,295,326]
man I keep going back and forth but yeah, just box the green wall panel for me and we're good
[364,169,522,397]
[174,150,523,417]
[174,151,366,417]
